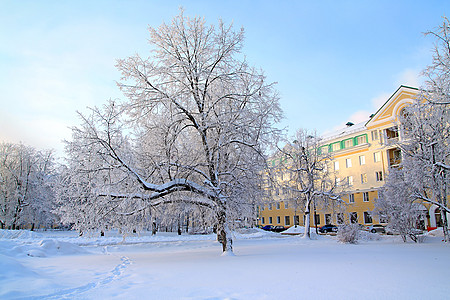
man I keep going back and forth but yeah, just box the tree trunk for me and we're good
[216,209,233,253]
[185,214,189,233]
[440,209,449,242]
[152,221,157,235]
[303,198,311,239]
[30,223,35,231]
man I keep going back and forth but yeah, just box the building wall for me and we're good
[258,86,426,228]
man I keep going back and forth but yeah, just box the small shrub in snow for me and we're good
[337,224,360,244]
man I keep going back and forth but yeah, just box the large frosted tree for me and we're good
[61,12,281,253]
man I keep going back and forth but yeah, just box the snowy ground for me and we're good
[1,228,450,299]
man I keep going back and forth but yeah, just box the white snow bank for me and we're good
[0,229,43,239]
[427,228,444,237]
[234,227,280,239]
[26,239,88,257]
[358,230,382,242]
[0,234,89,258]
[281,225,305,235]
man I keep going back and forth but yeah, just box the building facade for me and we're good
[257,86,444,230]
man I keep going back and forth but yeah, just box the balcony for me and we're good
[387,148,402,167]
[384,126,399,144]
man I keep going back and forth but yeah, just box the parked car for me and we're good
[261,225,286,232]
[261,225,275,231]
[319,224,338,233]
[368,224,386,234]
[272,226,287,232]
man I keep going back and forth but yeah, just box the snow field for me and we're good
[1,228,450,299]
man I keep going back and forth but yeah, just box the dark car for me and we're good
[261,225,286,232]
[319,224,338,233]
[272,225,287,232]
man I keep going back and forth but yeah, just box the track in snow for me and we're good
[24,251,132,299]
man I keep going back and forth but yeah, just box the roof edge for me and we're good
[365,85,419,127]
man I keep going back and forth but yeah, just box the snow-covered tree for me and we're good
[394,99,450,241]
[423,16,450,105]
[276,129,344,239]
[378,17,450,243]
[60,11,281,253]
[375,168,426,243]
[0,142,57,230]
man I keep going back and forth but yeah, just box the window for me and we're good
[361,173,368,184]
[364,212,373,224]
[335,177,341,185]
[376,171,383,182]
[371,130,379,141]
[276,202,281,210]
[344,139,353,148]
[262,217,265,224]
[268,203,272,210]
[332,143,340,151]
[277,216,281,224]
[357,135,367,144]
[350,212,358,224]
[374,151,381,163]
[349,193,355,203]
[337,213,345,224]
[294,215,300,225]
[269,217,273,224]
[325,214,332,225]
[284,201,289,209]
[363,192,369,202]
[346,158,352,168]
[334,161,339,171]
[285,216,290,226]
[314,214,321,225]
[359,155,365,165]
[321,146,329,154]
[347,176,353,186]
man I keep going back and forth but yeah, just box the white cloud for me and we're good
[395,68,422,88]
[370,92,391,109]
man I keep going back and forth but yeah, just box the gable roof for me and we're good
[365,85,419,129]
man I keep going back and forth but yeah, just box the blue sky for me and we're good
[0,1,448,157]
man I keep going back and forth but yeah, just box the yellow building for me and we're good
[258,85,444,230]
